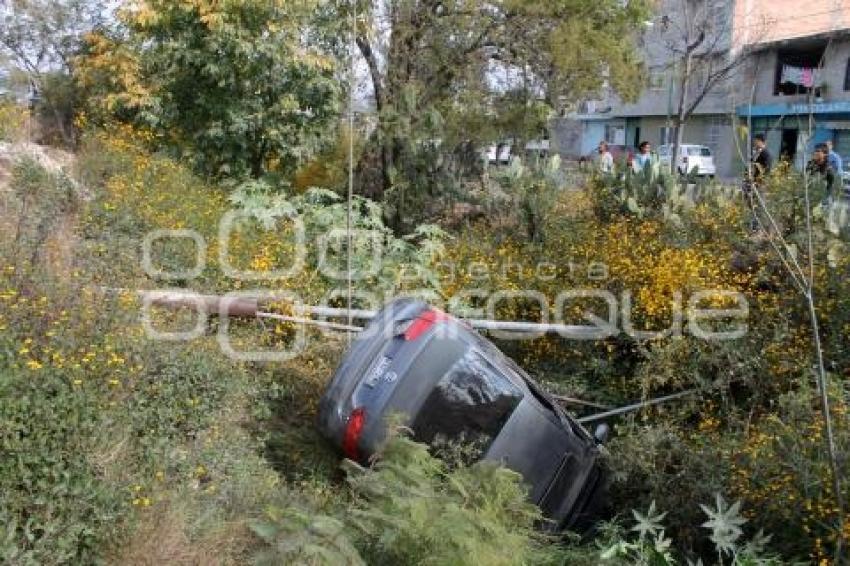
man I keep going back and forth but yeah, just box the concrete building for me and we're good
[554,0,850,177]
[733,0,850,171]
[554,0,740,177]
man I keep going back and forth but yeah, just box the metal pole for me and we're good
[666,62,675,148]
[577,389,699,424]
[345,0,357,346]
[122,288,664,338]
[551,395,612,411]
[257,312,364,333]
[301,305,605,338]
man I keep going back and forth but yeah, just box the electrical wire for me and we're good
[346,0,356,346]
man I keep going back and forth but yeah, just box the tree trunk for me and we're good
[672,51,692,176]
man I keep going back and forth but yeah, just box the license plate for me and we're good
[364,356,393,388]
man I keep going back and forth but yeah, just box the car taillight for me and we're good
[404,309,450,341]
[343,407,366,460]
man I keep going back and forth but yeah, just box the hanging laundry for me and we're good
[781,64,804,85]
[781,65,820,87]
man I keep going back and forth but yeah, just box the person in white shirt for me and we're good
[597,141,614,174]
[632,141,653,173]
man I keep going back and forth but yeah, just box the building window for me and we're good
[845,59,850,91]
[835,130,850,164]
[649,69,666,91]
[774,44,826,96]
[605,123,626,145]
[660,127,673,146]
[707,116,725,154]
[708,1,727,32]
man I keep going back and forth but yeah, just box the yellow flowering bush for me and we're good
[5,118,850,564]
[0,102,30,142]
[438,168,850,561]
[0,132,341,563]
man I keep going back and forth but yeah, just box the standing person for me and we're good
[744,134,773,232]
[632,141,653,173]
[825,140,844,179]
[597,141,614,174]
[751,134,773,182]
[807,144,837,203]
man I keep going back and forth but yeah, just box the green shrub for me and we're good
[0,367,124,565]
[0,102,29,142]
[251,428,571,565]
[597,498,782,565]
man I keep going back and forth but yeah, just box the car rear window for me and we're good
[686,147,711,157]
[411,349,523,447]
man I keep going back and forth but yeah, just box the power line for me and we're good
[346,0,356,346]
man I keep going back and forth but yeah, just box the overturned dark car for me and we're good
[318,298,607,531]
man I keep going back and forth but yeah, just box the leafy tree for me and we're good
[643,0,766,173]
[77,0,340,179]
[347,0,651,227]
[0,0,107,145]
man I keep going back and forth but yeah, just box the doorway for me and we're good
[781,129,798,163]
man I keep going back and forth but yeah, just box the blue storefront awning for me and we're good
[736,100,850,117]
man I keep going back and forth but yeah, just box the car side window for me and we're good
[411,349,524,449]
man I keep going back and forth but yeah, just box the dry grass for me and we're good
[106,504,254,566]
[40,208,79,278]
[0,142,84,277]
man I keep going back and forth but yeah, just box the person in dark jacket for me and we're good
[826,140,844,178]
[751,134,772,181]
[807,144,837,203]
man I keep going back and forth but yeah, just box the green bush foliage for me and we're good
[0,367,124,564]
[5,116,850,565]
[252,427,571,566]
[76,0,340,179]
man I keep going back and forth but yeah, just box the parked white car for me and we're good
[486,139,551,166]
[657,144,717,177]
[486,143,513,165]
